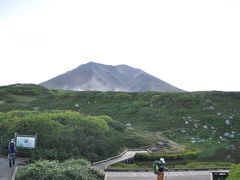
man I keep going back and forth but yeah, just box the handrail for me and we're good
[92,149,150,168]
[92,149,128,166]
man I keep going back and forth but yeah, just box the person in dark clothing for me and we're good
[8,139,16,168]
[153,157,166,180]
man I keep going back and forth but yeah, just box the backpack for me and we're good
[153,160,164,174]
[9,142,16,153]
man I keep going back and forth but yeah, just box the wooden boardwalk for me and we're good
[93,150,148,169]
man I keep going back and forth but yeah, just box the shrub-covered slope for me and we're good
[0,110,152,161]
[0,110,119,160]
[0,84,239,162]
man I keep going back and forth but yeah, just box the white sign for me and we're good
[16,136,36,149]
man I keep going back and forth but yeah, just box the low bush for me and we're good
[110,161,233,170]
[16,159,104,180]
[227,164,240,180]
[179,161,233,168]
[135,152,198,162]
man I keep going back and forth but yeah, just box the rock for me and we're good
[158,141,165,146]
[180,129,186,134]
[33,107,40,111]
[208,106,215,110]
[205,99,212,103]
[225,120,230,125]
[126,123,133,129]
[219,136,224,140]
[226,131,236,138]
[198,139,205,143]
[126,123,132,127]
[203,125,208,130]
[224,132,230,137]
[229,144,236,150]
[149,147,157,151]
[203,106,215,111]
[75,104,79,107]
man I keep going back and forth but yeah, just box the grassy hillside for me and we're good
[0,84,239,162]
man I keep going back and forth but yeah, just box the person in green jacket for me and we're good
[153,157,165,180]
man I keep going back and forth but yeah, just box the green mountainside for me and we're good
[0,84,239,162]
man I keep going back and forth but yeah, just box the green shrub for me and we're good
[132,101,149,108]
[135,152,198,162]
[110,161,233,170]
[182,161,233,168]
[16,159,104,180]
[227,164,240,180]
[0,110,123,161]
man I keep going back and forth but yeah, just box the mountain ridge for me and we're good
[40,62,184,92]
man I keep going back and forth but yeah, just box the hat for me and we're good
[160,158,165,164]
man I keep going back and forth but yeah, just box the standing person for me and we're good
[8,139,16,168]
[153,157,166,180]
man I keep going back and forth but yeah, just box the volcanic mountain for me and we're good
[40,62,184,92]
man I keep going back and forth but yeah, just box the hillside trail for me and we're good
[148,131,185,153]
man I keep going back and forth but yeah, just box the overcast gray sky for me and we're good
[0,0,240,91]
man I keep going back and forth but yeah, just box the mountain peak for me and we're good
[85,61,98,65]
[40,62,184,92]
[84,61,107,66]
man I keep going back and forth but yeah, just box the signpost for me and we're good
[14,133,37,149]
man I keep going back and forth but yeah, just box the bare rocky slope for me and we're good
[40,62,184,92]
